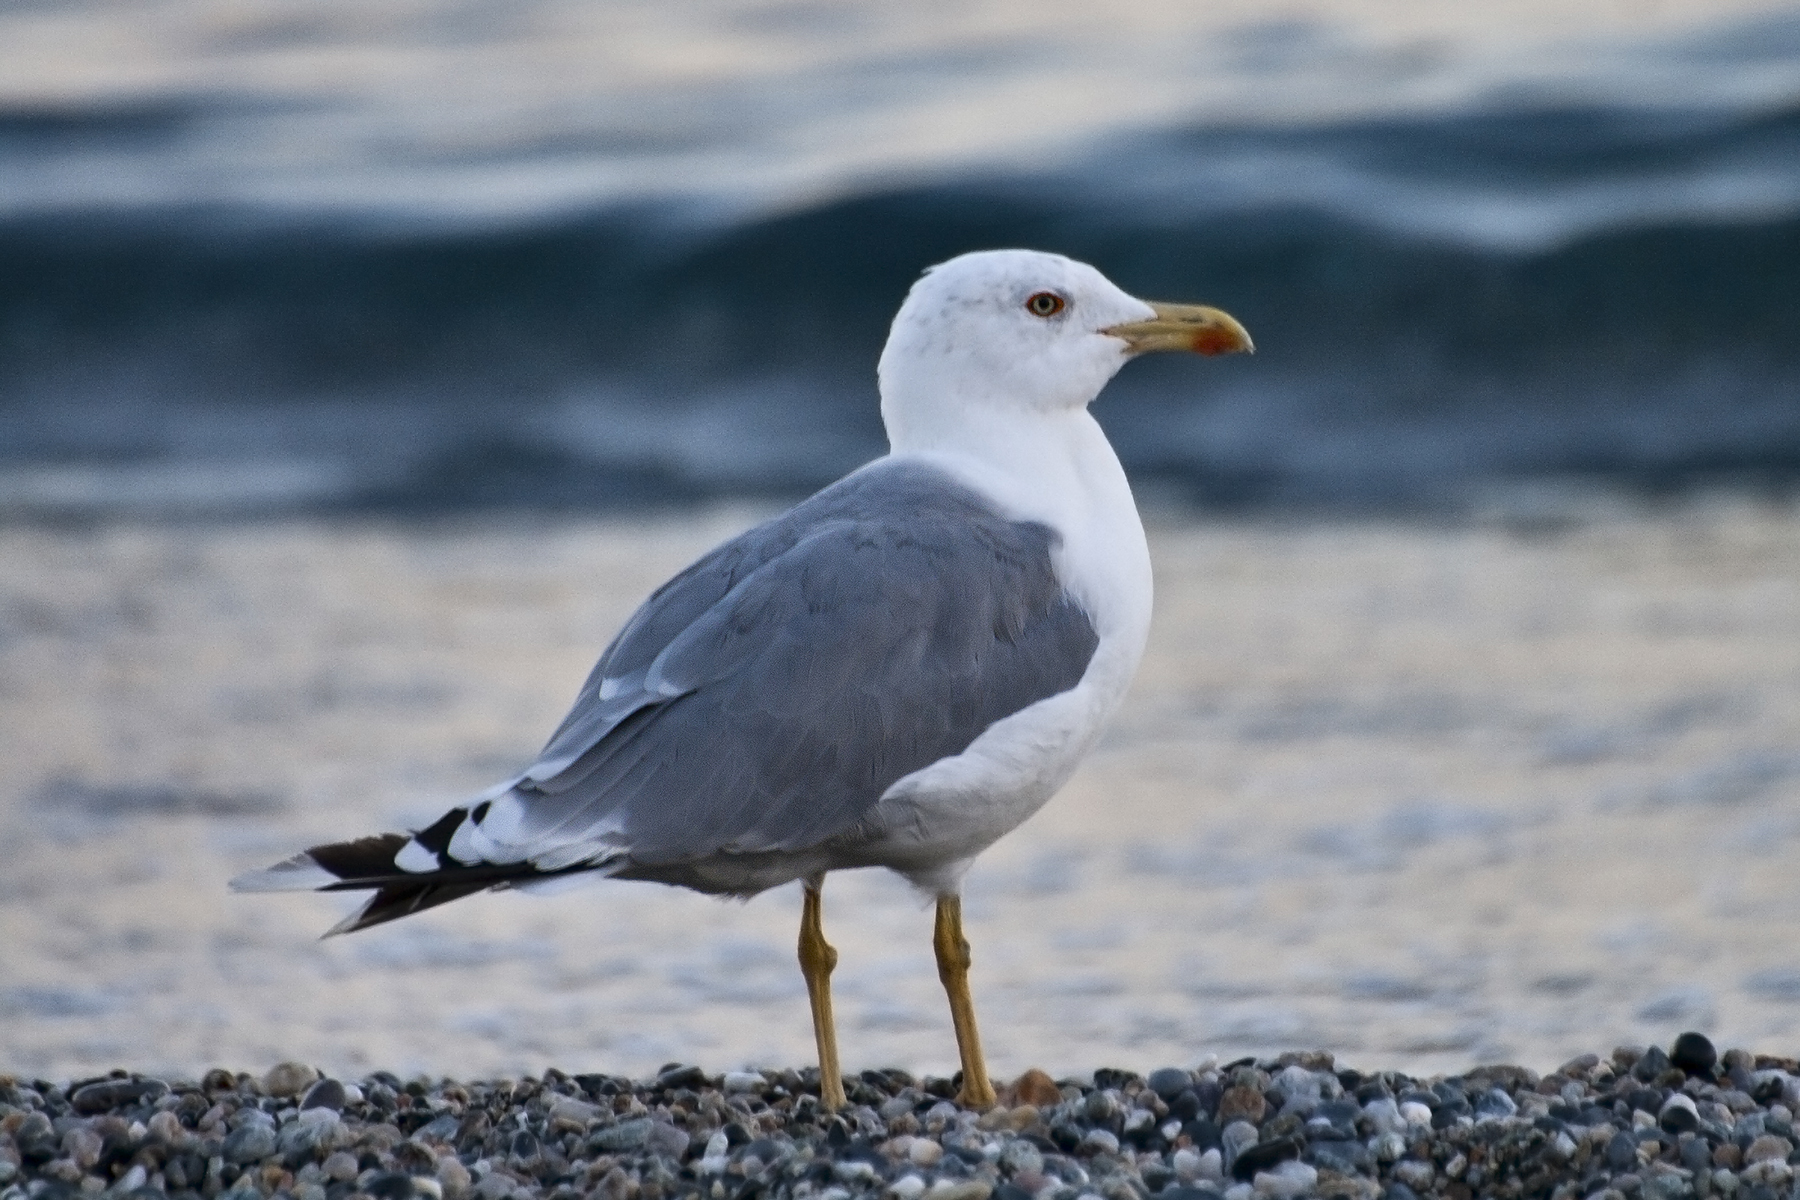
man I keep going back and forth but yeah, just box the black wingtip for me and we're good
[321,879,495,937]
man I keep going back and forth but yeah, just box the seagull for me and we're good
[232,249,1251,1109]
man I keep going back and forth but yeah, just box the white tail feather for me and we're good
[228,853,337,893]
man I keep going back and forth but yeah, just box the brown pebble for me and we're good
[1007,1069,1063,1109]
[1218,1085,1267,1124]
[1003,1104,1041,1131]
[1713,1143,1743,1170]
[592,1166,632,1200]
[930,1184,992,1200]
[437,1157,472,1200]
[263,1062,320,1099]
[42,1160,83,1185]
[1746,1135,1793,1164]
[61,1128,103,1170]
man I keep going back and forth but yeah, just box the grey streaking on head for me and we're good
[233,248,1252,1110]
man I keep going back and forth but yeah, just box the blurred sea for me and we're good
[3,0,1799,516]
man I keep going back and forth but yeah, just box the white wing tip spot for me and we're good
[395,839,440,873]
[229,853,337,893]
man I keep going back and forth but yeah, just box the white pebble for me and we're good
[548,1099,600,1128]
[1222,1120,1259,1158]
[1743,1160,1794,1187]
[1362,1098,1404,1137]
[1197,1149,1224,1182]
[1253,1161,1317,1199]
[1272,1066,1322,1117]
[1399,1101,1433,1128]
[1171,1148,1203,1182]
[1393,1160,1435,1190]
[1079,1128,1119,1155]
[908,1139,943,1167]
[889,1176,926,1200]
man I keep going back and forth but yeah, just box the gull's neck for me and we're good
[882,402,1153,646]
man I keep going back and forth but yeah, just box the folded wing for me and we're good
[231,460,1100,929]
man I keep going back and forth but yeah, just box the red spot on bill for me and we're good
[1192,325,1246,356]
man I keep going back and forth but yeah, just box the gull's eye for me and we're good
[1025,291,1066,318]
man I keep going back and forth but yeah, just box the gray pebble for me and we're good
[300,1078,347,1112]
[1659,1093,1701,1134]
[70,1078,168,1114]
[1000,1141,1044,1176]
[1474,1088,1517,1121]
[1079,1128,1120,1156]
[587,1117,653,1152]
[223,1122,279,1164]
[1148,1068,1193,1100]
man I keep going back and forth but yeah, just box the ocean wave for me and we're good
[2,101,1796,514]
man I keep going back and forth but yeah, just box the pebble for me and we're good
[222,1121,279,1164]
[322,1151,360,1182]
[1251,1159,1316,1199]
[1217,1086,1266,1125]
[1673,1031,1719,1076]
[262,1062,320,1099]
[1007,1069,1062,1108]
[299,1077,347,1112]
[9,1034,1800,1200]
[1745,1134,1792,1163]
[1658,1091,1700,1133]
[1147,1068,1192,1101]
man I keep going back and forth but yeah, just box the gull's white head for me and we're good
[877,249,1251,450]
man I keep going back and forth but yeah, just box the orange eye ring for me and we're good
[1025,291,1066,317]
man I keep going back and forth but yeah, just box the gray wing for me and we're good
[442,460,1099,873]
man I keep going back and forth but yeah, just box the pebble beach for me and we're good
[7,1034,1800,1200]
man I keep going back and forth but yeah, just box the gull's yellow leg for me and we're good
[933,894,996,1109]
[798,878,848,1111]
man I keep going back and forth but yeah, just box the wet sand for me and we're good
[2,493,1798,1084]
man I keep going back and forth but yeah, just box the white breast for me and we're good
[849,408,1154,893]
